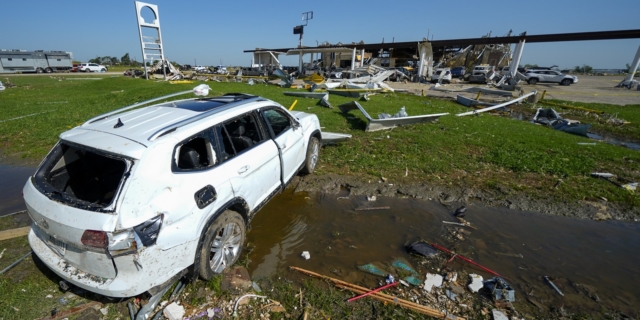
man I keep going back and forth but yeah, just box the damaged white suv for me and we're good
[24,89,321,298]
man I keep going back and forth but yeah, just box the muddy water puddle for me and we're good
[0,164,35,216]
[247,190,640,315]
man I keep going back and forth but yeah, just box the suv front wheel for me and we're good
[198,210,245,280]
[528,78,538,85]
[300,137,319,174]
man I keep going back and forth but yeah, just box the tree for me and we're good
[573,64,593,74]
[524,64,538,69]
[121,53,131,65]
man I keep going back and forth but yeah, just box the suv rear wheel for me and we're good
[528,78,538,85]
[198,210,245,280]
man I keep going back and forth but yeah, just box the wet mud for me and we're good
[247,189,640,317]
[292,173,639,222]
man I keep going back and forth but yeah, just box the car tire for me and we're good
[197,210,245,280]
[300,136,320,175]
[36,68,44,74]
[561,79,571,86]
[45,67,53,73]
[101,68,106,72]
[528,78,538,85]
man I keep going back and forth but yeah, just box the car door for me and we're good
[548,71,563,83]
[261,107,305,185]
[218,112,281,211]
[170,128,235,222]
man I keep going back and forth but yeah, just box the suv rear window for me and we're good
[33,142,131,211]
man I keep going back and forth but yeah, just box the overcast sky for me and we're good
[1,0,638,69]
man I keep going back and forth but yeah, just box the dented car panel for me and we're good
[25,91,323,297]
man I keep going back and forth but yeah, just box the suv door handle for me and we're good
[238,165,250,174]
[281,144,287,150]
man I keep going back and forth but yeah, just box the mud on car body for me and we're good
[24,89,322,297]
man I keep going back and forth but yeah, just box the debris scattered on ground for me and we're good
[355,206,390,211]
[406,241,439,258]
[0,250,32,275]
[492,308,509,320]
[163,302,185,320]
[468,274,484,293]
[454,206,467,217]
[301,251,311,260]
[544,276,564,296]
[591,172,638,191]
[222,266,253,293]
[423,273,444,293]
[290,266,462,319]
[484,277,516,302]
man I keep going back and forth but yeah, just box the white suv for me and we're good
[525,69,578,85]
[24,88,322,298]
[78,63,107,72]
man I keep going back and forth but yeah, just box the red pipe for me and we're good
[347,282,398,302]
[430,243,509,280]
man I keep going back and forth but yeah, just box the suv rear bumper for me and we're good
[29,224,194,297]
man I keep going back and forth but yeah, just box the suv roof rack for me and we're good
[83,90,194,126]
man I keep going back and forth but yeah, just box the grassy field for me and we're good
[0,75,639,211]
[1,75,639,318]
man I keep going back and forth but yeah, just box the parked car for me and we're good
[498,66,527,76]
[468,65,495,83]
[78,63,107,73]
[431,68,452,84]
[24,89,322,298]
[70,64,79,72]
[524,69,578,85]
[450,66,466,79]
[193,65,207,72]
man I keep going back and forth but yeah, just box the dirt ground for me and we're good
[387,75,640,106]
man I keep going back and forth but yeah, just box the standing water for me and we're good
[247,190,640,315]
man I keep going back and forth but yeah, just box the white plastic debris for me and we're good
[193,84,211,96]
[163,302,185,320]
[301,251,310,260]
[492,308,509,320]
[367,195,377,201]
[207,308,216,318]
[446,272,458,282]
[45,294,53,298]
[423,273,443,293]
[100,307,108,315]
[468,274,484,293]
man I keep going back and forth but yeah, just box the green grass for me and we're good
[1,76,639,210]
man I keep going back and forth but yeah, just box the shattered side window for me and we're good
[33,142,130,210]
[173,132,216,171]
[219,113,265,156]
[262,109,292,137]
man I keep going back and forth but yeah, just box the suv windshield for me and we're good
[33,142,132,211]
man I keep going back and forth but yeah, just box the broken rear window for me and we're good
[33,141,132,212]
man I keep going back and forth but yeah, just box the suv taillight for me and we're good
[81,230,107,248]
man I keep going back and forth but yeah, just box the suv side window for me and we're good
[216,112,266,162]
[262,109,292,137]
[173,131,216,171]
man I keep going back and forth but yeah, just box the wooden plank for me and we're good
[0,226,31,241]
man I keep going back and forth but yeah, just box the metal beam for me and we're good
[244,29,640,53]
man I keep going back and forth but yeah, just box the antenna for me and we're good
[294,11,314,73]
